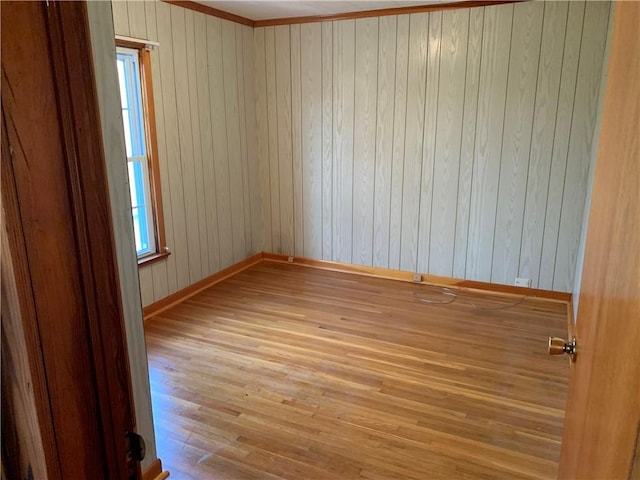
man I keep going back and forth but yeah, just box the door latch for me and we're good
[125,431,146,462]
[548,336,577,362]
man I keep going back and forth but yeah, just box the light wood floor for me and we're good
[145,261,569,480]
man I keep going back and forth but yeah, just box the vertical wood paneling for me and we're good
[388,15,410,270]
[237,25,253,256]
[538,1,586,289]
[255,1,608,293]
[491,1,544,285]
[144,1,171,300]
[208,16,234,268]
[116,0,610,302]
[290,25,304,256]
[111,1,130,36]
[400,12,429,272]
[519,1,568,287]
[352,17,379,266]
[453,7,483,279]
[373,16,397,268]
[127,1,147,39]
[332,20,355,264]
[157,3,190,290]
[321,22,333,259]
[275,25,294,254]
[430,9,469,276]
[416,11,443,273]
[254,27,273,253]
[466,4,513,281]
[243,26,261,254]
[115,1,258,305]
[264,27,281,253]
[553,1,610,291]
[172,7,201,285]
[138,267,154,306]
[185,10,208,282]
[301,23,323,259]
[222,21,247,263]
[194,12,221,274]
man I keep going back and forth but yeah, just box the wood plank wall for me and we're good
[111,1,260,307]
[254,1,611,292]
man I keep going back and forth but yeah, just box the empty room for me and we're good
[2,0,638,479]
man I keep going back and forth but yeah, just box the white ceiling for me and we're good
[198,1,457,21]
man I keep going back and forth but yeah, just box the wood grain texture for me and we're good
[256,2,611,293]
[263,253,572,302]
[87,6,160,466]
[111,0,130,36]
[3,3,138,476]
[145,0,178,300]
[127,0,147,38]
[352,17,379,266]
[1,202,51,480]
[558,2,639,476]
[158,3,191,290]
[237,25,254,258]
[117,0,611,306]
[301,23,324,259]
[210,17,236,268]
[172,7,202,284]
[146,261,569,479]
[453,6,483,279]
[491,1,543,285]
[223,20,247,263]
[275,25,294,254]
[243,25,261,256]
[331,20,356,264]
[143,253,263,319]
[265,26,282,253]
[400,12,429,273]
[114,1,258,305]
[537,1,585,290]
[194,11,221,274]
[142,458,169,480]
[185,10,209,280]
[416,11,443,274]
[254,27,273,253]
[518,1,568,288]
[290,24,304,257]
[388,15,410,271]
[321,22,334,260]
[430,9,469,277]
[466,4,513,281]
[553,1,610,292]
[372,15,397,268]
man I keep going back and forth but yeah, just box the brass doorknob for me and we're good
[548,336,576,361]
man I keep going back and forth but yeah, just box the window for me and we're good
[116,42,168,265]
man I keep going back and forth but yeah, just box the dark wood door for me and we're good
[1,2,140,478]
[558,2,640,478]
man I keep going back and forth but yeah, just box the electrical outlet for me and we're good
[412,273,422,283]
[287,256,294,263]
[515,277,531,288]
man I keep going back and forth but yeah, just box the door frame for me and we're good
[2,1,139,478]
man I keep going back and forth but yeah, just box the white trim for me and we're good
[115,34,159,49]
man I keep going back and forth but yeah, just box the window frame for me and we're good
[116,38,169,267]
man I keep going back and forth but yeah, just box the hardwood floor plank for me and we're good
[146,261,568,479]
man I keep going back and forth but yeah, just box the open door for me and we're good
[557,2,639,478]
[2,2,142,478]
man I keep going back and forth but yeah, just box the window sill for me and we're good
[138,250,170,267]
